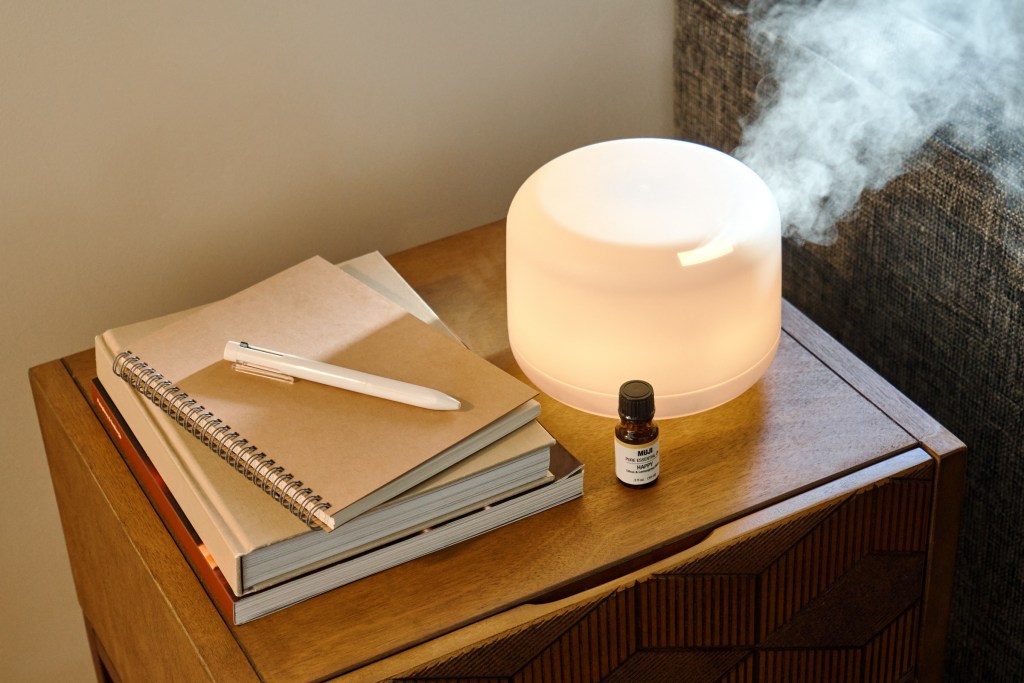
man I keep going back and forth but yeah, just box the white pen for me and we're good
[223,340,461,411]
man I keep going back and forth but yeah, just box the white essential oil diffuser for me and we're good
[506,138,782,418]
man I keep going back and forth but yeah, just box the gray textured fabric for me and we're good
[676,1,1024,680]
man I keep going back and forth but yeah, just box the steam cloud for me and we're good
[734,0,1024,244]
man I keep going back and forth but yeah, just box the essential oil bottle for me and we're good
[614,380,659,488]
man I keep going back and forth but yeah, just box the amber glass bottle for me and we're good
[614,380,659,488]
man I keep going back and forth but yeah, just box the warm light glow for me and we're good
[506,138,782,418]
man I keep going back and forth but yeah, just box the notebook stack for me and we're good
[91,253,583,624]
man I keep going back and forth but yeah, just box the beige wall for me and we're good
[1,2,674,680]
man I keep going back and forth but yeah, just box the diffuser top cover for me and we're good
[506,138,782,418]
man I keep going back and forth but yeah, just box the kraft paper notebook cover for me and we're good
[96,252,546,595]
[113,255,538,531]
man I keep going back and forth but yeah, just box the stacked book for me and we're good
[92,253,583,625]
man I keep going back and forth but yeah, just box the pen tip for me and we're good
[436,394,461,411]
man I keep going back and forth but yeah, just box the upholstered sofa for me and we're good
[675,1,1023,680]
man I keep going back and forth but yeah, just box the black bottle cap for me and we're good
[618,380,655,422]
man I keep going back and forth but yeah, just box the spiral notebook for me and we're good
[96,252,548,596]
[113,255,538,531]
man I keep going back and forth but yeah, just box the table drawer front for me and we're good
[393,457,933,682]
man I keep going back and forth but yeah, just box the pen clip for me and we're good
[232,361,296,383]
[230,341,295,383]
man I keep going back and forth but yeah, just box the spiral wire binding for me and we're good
[113,351,333,530]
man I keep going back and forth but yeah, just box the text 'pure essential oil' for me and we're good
[614,380,659,488]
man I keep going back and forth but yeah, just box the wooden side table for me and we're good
[31,221,964,682]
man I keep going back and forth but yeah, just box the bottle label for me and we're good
[615,437,659,486]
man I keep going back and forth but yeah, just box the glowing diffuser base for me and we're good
[506,138,782,418]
